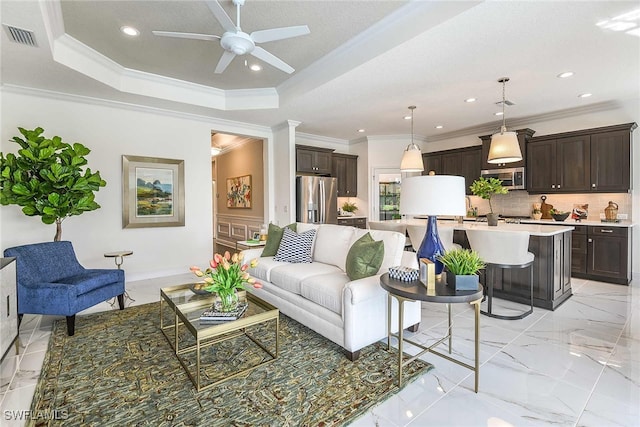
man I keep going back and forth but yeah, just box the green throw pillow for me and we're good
[262,223,297,257]
[346,233,385,280]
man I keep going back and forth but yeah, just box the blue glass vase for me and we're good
[416,216,446,275]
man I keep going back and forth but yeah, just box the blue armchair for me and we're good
[3,241,125,335]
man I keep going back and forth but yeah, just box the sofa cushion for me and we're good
[248,257,289,282]
[345,233,384,280]
[274,228,316,263]
[262,223,297,257]
[352,228,405,273]
[312,224,356,271]
[269,262,343,295]
[300,272,351,315]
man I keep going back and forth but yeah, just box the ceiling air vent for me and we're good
[495,100,515,106]
[3,24,37,47]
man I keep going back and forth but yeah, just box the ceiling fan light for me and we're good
[488,131,522,163]
[400,144,424,172]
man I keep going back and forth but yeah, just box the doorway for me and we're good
[371,168,402,221]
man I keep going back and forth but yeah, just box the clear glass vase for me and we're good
[216,290,239,312]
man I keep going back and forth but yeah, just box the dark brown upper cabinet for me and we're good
[527,123,636,194]
[480,128,535,170]
[296,145,334,175]
[332,153,358,197]
[422,146,481,195]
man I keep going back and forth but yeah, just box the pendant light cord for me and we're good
[501,80,506,133]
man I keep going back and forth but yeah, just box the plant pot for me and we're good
[486,213,499,227]
[532,213,542,220]
[445,272,480,291]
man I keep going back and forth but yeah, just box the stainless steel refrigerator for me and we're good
[296,176,338,224]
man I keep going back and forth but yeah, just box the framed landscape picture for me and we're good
[122,155,185,228]
[226,175,252,208]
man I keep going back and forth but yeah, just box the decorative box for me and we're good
[389,266,419,282]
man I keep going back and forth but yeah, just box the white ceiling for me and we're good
[2,0,639,142]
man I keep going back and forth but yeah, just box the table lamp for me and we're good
[400,175,466,275]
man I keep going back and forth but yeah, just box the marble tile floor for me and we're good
[1,274,638,427]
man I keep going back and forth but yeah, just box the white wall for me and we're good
[0,88,272,281]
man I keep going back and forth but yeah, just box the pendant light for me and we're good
[400,106,424,172]
[488,77,522,164]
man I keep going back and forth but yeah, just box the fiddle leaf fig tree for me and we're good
[0,127,106,241]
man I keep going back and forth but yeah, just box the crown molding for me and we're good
[1,84,274,137]
[40,0,279,112]
[365,134,428,144]
[271,120,302,132]
[428,100,623,142]
[295,132,349,146]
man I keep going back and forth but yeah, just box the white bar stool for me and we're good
[465,229,534,320]
[406,224,461,253]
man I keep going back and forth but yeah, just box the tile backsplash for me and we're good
[468,191,632,220]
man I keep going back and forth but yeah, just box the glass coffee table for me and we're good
[160,284,279,392]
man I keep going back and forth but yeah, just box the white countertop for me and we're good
[338,215,367,219]
[377,218,574,236]
[520,219,635,228]
[442,222,574,236]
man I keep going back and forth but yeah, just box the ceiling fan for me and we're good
[152,0,310,74]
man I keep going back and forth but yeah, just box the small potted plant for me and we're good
[532,203,542,220]
[438,249,486,290]
[469,177,508,226]
[341,201,357,216]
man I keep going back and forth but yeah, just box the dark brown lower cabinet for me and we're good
[572,226,631,285]
[337,217,367,229]
[455,230,572,310]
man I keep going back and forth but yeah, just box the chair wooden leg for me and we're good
[66,315,76,336]
[117,294,125,310]
[346,350,360,361]
[18,314,23,329]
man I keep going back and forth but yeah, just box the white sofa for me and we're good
[241,223,422,360]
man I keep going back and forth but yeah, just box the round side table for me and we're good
[380,273,483,392]
[104,250,134,306]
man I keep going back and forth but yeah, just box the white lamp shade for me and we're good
[400,175,466,216]
[488,131,522,163]
[400,148,424,172]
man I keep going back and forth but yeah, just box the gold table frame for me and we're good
[380,273,483,392]
[160,284,279,392]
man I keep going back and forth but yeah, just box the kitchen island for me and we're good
[384,219,574,310]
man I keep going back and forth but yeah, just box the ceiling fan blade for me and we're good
[250,25,310,43]
[205,0,237,33]
[250,46,294,74]
[214,50,236,74]
[152,31,221,41]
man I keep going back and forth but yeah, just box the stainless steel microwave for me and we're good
[480,167,526,190]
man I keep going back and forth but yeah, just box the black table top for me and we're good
[380,273,483,304]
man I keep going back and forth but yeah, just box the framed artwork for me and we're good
[122,155,185,228]
[252,232,260,241]
[226,175,252,208]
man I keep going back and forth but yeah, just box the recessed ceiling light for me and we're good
[249,64,262,71]
[357,129,365,133]
[557,71,574,78]
[464,98,477,103]
[494,112,504,116]
[120,26,140,37]
[434,125,443,129]
[579,93,593,98]
[403,116,412,120]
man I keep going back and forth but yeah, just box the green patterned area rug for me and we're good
[30,302,432,426]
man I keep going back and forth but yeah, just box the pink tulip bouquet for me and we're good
[190,251,261,312]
